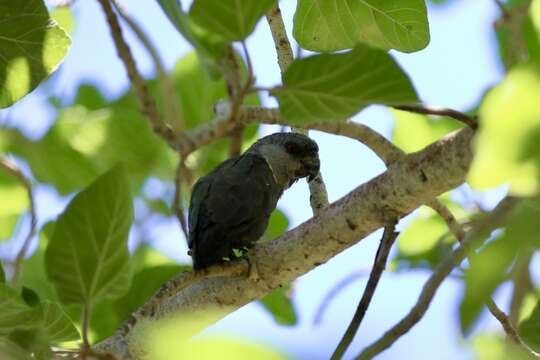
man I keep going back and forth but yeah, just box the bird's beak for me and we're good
[302,157,320,182]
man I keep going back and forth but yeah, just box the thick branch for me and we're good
[95,126,475,357]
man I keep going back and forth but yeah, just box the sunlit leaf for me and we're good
[0,0,71,108]
[392,110,464,153]
[473,334,534,360]
[50,6,74,34]
[145,309,285,360]
[0,170,28,241]
[45,165,133,305]
[468,64,540,195]
[272,45,418,123]
[460,199,540,332]
[293,0,429,53]
[190,0,275,41]
[259,285,297,326]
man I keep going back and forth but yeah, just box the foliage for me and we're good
[0,0,539,359]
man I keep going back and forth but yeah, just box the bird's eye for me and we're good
[285,142,299,154]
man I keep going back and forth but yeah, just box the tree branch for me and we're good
[394,105,478,129]
[97,0,178,147]
[265,5,329,214]
[95,126,475,357]
[331,223,399,360]
[354,197,521,360]
[112,0,185,133]
[0,158,36,288]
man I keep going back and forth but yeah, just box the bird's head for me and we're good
[248,132,320,189]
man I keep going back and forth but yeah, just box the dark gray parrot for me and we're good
[188,132,320,269]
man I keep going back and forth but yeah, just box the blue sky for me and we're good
[0,0,510,359]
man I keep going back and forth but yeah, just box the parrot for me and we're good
[188,132,321,270]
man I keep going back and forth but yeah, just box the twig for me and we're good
[97,0,178,148]
[265,6,329,214]
[265,5,294,72]
[112,0,185,132]
[0,158,36,288]
[494,0,511,19]
[173,160,189,242]
[119,259,249,338]
[354,197,520,360]
[332,223,399,360]
[313,270,369,325]
[394,105,478,129]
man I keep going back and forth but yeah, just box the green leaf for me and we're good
[473,334,535,360]
[21,287,40,307]
[0,0,71,108]
[0,262,4,283]
[90,263,189,342]
[293,0,429,53]
[2,127,99,195]
[0,169,28,241]
[39,301,80,344]
[392,110,464,153]
[45,165,133,305]
[460,199,540,332]
[157,0,227,76]
[190,0,275,41]
[50,6,74,34]
[21,222,59,302]
[272,45,418,123]
[0,337,32,360]
[519,301,540,352]
[259,285,297,326]
[468,64,540,195]
[0,284,41,335]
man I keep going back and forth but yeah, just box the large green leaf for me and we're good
[190,0,275,41]
[392,110,464,153]
[519,300,540,352]
[45,165,133,305]
[293,0,429,53]
[473,335,535,360]
[460,199,540,333]
[157,0,227,76]
[0,0,71,108]
[272,45,418,123]
[0,284,41,335]
[259,285,297,326]
[468,64,540,195]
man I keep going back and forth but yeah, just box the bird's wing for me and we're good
[188,154,281,250]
